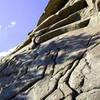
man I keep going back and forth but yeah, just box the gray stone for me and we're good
[0,0,100,100]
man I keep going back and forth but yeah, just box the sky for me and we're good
[0,0,49,58]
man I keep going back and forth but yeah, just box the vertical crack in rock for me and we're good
[51,48,59,75]
[42,74,63,100]
[65,52,87,100]
[59,88,66,100]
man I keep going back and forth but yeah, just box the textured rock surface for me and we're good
[0,0,100,100]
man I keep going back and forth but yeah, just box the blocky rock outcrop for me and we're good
[0,0,100,100]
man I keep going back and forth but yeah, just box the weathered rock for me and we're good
[34,0,87,32]
[37,0,68,25]
[45,89,64,100]
[76,89,100,100]
[0,0,100,100]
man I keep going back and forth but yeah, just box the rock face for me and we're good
[0,0,100,100]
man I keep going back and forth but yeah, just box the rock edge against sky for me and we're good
[0,0,100,100]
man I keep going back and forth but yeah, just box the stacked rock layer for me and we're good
[0,0,100,100]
